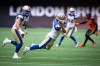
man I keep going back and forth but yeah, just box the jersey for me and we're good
[48,18,65,39]
[12,13,29,31]
[86,19,97,31]
[67,12,78,28]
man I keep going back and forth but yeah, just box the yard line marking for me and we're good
[0,56,100,61]
[0,62,67,65]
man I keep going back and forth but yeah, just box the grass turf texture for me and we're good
[0,28,100,66]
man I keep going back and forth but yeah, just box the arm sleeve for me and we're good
[79,21,87,24]
[95,22,98,32]
[91,18,98,32]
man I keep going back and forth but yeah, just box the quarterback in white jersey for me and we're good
[2,5,31,59]
[56,7,79,47]
[23,12,66,55]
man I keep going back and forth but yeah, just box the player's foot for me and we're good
[75,42,79,47]
[92,41,96,47]
[23,46,30,55]
[12,53,21,59]
[2,38,11,47]
[79,44,85,47]
[56,43,61,47]
[56,44,60,47]
[13,56,22,59]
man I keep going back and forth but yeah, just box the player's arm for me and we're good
[16,18,22,29]
[79,21,87,24]
[23,22,28,35]
[94,23,98,36]
[91,18,98,32]
[91,18,98,36]
[15,18,25,37]
[59,21,66,36]
[75,21,87,27]
[61,26,66,36]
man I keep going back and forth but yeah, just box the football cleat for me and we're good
[79,44,85,47]
[23,46,30,55]
[55,44,60,47]
[75,42,79,47]
[13,53,22,59]
[92,41,96,47]
[2,38,10,47]
[13,56,22,59]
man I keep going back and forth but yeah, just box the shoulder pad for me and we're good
[16,13,24,19]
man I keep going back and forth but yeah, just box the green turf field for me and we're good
[0,28,100,66]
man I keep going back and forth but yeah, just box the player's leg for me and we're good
[2,29,18,47]
[45,39,55,50]
[79,29,93,47]
[87,30,96,46]
[11,29,23,59]
[23,34,53,55]
[56,36,65,47]
[56,27,68,47]
[68,27,79,47]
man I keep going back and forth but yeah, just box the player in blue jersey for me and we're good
[2,5,31,59]
[56,7,79,47]
[23,12,67,55]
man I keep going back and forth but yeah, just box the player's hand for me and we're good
[24,29,28,35]
[94,31,98,36]
[63,33,66,37]
[75,23,79,27]
[18,29,25,38]
[59,21,63,26]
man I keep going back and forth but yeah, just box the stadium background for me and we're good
[0,0,100,29]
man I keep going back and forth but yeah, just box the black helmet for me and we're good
[86,13,91,19]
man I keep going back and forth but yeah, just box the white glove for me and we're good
[18,29,25,38]
[24,29,28,35]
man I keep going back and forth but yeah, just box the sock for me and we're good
[15,44,22,53]
[58,36,65,46]
[30,44,39,50]
[11,41,17,46]
[70,35,77,44]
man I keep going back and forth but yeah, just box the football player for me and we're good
[76,12,98,47]
[23,12,66,55]
[2,5,31,59]
[56,7,79,47]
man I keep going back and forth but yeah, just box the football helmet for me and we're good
[86,12,91,19]
[22,5,31,16]
[69,7,75,12]
[69,7,75,15]
[56,12,66,20]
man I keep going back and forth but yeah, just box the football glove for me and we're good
[18,29,25,38]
